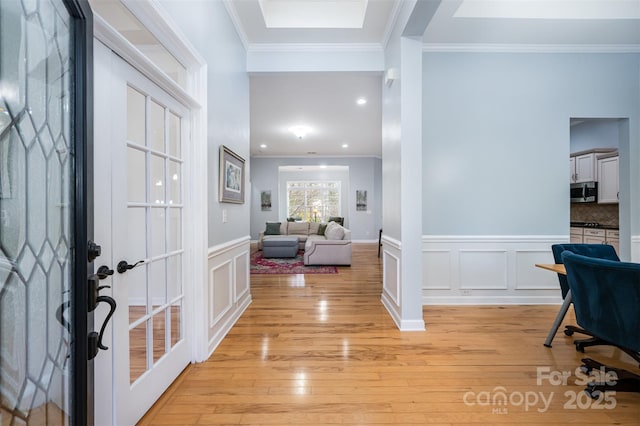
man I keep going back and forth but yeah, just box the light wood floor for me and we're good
[139,244,640,425]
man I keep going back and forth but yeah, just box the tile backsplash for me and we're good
[570,203,619,227]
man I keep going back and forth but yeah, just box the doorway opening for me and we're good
[569,117,629,258]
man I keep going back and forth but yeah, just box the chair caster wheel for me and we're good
[564,329,574,336]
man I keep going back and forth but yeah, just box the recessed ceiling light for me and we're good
[260,144,267,148]
[356,98,367,105]
[342,144,349,148]
[319,165,327,169]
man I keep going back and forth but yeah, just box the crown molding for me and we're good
[128,0,206,68]
[423,43,640,53]
[222,0,249,50]
[247,42,384,53]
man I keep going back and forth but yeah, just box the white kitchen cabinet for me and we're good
[571,153,596,183]
[583,229,606,245]
[597,154,619,203]
[570,227,583,243]
[570,227,619,253]
[606,229,620,254]
[570,149,617,184]
[569,157,575,183]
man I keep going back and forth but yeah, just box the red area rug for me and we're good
[250,250,338,274]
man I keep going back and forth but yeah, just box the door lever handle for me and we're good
[88,295,117,360]
[97,265,114,280]
[117,260,144,274]
[96,295,116,350]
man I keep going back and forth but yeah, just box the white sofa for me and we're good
[258,221,352,266]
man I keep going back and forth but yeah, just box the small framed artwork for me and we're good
[356,189,367,211]
[260,190,272,211]
[219,145,245,204]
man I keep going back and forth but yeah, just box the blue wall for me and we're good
[422,52,640,240]
[160,0,250,247]
[250,157,382,240]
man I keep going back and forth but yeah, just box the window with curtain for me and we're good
[286,181,340,222]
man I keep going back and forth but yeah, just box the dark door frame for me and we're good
[65,0,94,424]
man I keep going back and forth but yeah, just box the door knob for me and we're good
[117,260,144,273]
[88,240,101,262]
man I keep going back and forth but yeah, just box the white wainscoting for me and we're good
[380,235,402,325]
[206,236,252,356]
[631,235,640,262]
[422,235,568,305]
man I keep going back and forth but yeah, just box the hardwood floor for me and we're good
[138,244,639,425]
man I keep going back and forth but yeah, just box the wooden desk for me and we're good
[536,263,570,347]
[535,263,566,275]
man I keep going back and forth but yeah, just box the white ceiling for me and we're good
[250,72,382,157]
[423,0,640,46]
[228,0,640,158]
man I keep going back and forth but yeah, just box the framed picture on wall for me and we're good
[356,189,367,211]
[219,145,245,204]
[261,190,272,211]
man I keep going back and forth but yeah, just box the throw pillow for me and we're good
[328,216,344,226]
[325,223,345,240]
[324,221,336,235]
[317,223,327,236]
[288,221,309,235]
[308,222,320,235]
[264,222,281,235]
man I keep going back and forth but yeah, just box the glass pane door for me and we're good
[125,86,185,385]
[1,0,92,424]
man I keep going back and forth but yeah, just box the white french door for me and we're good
[93,43,190,425]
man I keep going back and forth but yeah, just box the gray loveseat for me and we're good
[258,221,352,266]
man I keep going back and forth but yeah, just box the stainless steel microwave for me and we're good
[571,182,597,203]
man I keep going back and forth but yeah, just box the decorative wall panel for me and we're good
[422,249,452,290]
[422,236,564,305]
[206,237,251,356]
[459,250,508,290]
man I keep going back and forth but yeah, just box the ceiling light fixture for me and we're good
[356,98,367,105]
[289,125,311,139]
[342,144,349,148]
[260,144,267,148]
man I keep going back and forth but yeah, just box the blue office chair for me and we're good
[545,244,620,348]
[562,251,640,395]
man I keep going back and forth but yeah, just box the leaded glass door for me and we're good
[0,0,93,424]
